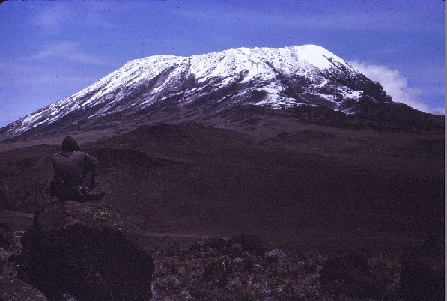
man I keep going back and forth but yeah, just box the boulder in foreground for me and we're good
[18,201,154,301]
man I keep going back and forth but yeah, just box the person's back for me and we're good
[52,150,97,188]
[49,136,104,202]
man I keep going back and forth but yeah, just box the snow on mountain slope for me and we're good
[1,45,391,140]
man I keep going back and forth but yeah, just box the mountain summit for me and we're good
[1,44,436,141]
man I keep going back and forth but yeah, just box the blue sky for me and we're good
[0,0,444,127]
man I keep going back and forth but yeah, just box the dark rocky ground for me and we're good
[0,115,444,300]
[0,211,443,301]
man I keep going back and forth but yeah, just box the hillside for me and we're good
[1,119,444,253]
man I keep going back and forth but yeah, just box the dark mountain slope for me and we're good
[1,122,443,253]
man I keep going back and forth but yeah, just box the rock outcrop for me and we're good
[18,201,154,301]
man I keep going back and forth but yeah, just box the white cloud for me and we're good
[349,61,444,114]
[430,108,445,115]
[33,2,117,35]
[33,3,70,35]
[33,41,112,66]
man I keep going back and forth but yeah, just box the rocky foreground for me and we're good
[0,202,444,301]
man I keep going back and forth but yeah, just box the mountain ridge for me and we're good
[1,44,441,142]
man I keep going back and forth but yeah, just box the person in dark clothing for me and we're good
[49,136,105,202]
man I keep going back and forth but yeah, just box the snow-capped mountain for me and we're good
[1,45,395,140]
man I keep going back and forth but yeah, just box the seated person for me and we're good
[49,136,105,202]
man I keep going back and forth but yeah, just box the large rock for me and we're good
[0,276,49,301]
[18,201,154,301]
[320,252,399,300]
[400,236,445,301]
[320,253,374,299]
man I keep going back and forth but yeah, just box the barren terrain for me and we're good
[0,114,444,300]
[1,117,444,255]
